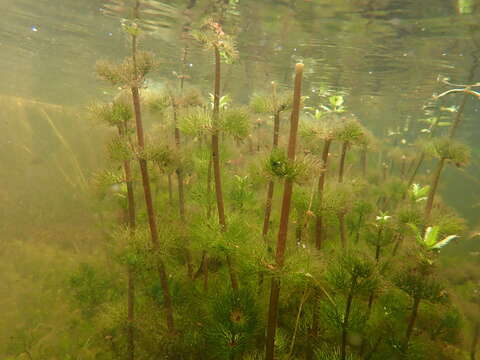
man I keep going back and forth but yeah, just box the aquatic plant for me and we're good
[96,0,175,334]
[265,63,304,360]
[335,115,367,183]
[393,256,449,351]
[321,252,380,360]
[424,137,470,217]
[89,94,137,359]
[193,17,241,293]
[250,82,292,238]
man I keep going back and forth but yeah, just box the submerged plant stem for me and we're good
[315,138,332,249]
[262,85,281,238]
[130,16,175,331]
[424,157,445,218]
[338,141,348,183]
[211,44,239,293]
[404,297,421,350]
[265,63,303,360]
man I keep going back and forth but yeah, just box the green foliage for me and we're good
[321,182,360,215]
[143,143,178,171]
[409,183,430,203]
[249,92,292,114]
[336,116,367,145]
[393,260,448,303]
[106,134,133,163]
[221,107,250,140]
[409,224,459,251]
[264,149,306,181]
[192,19,238,63]
[88,99,132,127]
[229,175,254,210]
[249,94,272,113]
[315,346,359,359]
[205,290,260,358]
[425,137,471,166]
[325,252,379,298]
[69,263,119,318]
[96,51,156,87]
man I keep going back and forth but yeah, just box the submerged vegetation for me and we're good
[2,1,480,360]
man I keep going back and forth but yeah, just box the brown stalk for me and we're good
[130,1,175,333]
[338,212,348,249]
[360,145,367,178]
[262,81,281,238]
[211,44,239,293]
[119,122,136,360]
[171,93,193,278]
[341,275,358,360]
[471,321,479,360]
[167,173,173,205]
[265,63,304,360]
[424,157,446,218]
[315,138,332,249]
[404,297,421,350]
[338,141,348,183]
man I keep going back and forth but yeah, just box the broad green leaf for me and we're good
[437,122,452,127]
[329,95,344,107]
[424,226,440,247]
[432,235,459,249]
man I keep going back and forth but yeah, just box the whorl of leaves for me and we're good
[142,143,178,171]
[325,251,379,297]
[264,149,305,181]
[221,107,250,140]
[179,106,213,137]
[89,100,132,127]
[96,51,156,87]
[204,290,260,358]
[249,92,291,114]
[106,135,134,163]
[191,19,238,63]
[336,116,367,145]
[393,262,448,304]
[425,137,470,166]
[321,182,360,215]
[145,92,171,114]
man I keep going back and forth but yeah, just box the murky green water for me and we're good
[1,0,479,358]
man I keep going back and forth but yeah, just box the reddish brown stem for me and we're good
[338,212,347,249]
[171,95,193,278]
[471,322,479,360]
[315,138,332,249]
[212,46,226,230]
[406,153,424,188]
[360,146,367,178]
[131,85,175,334]
[338,141,348,183]
[167,173,173,205]
[119,123,136,360]
[207,153,213,219]
[262,108,282,237]
[203,252,209,292]
[341,277,357,360]
[404,297,421,349]
[265,63,304,360]
[424,157,446,218]
[211,44,239,293]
